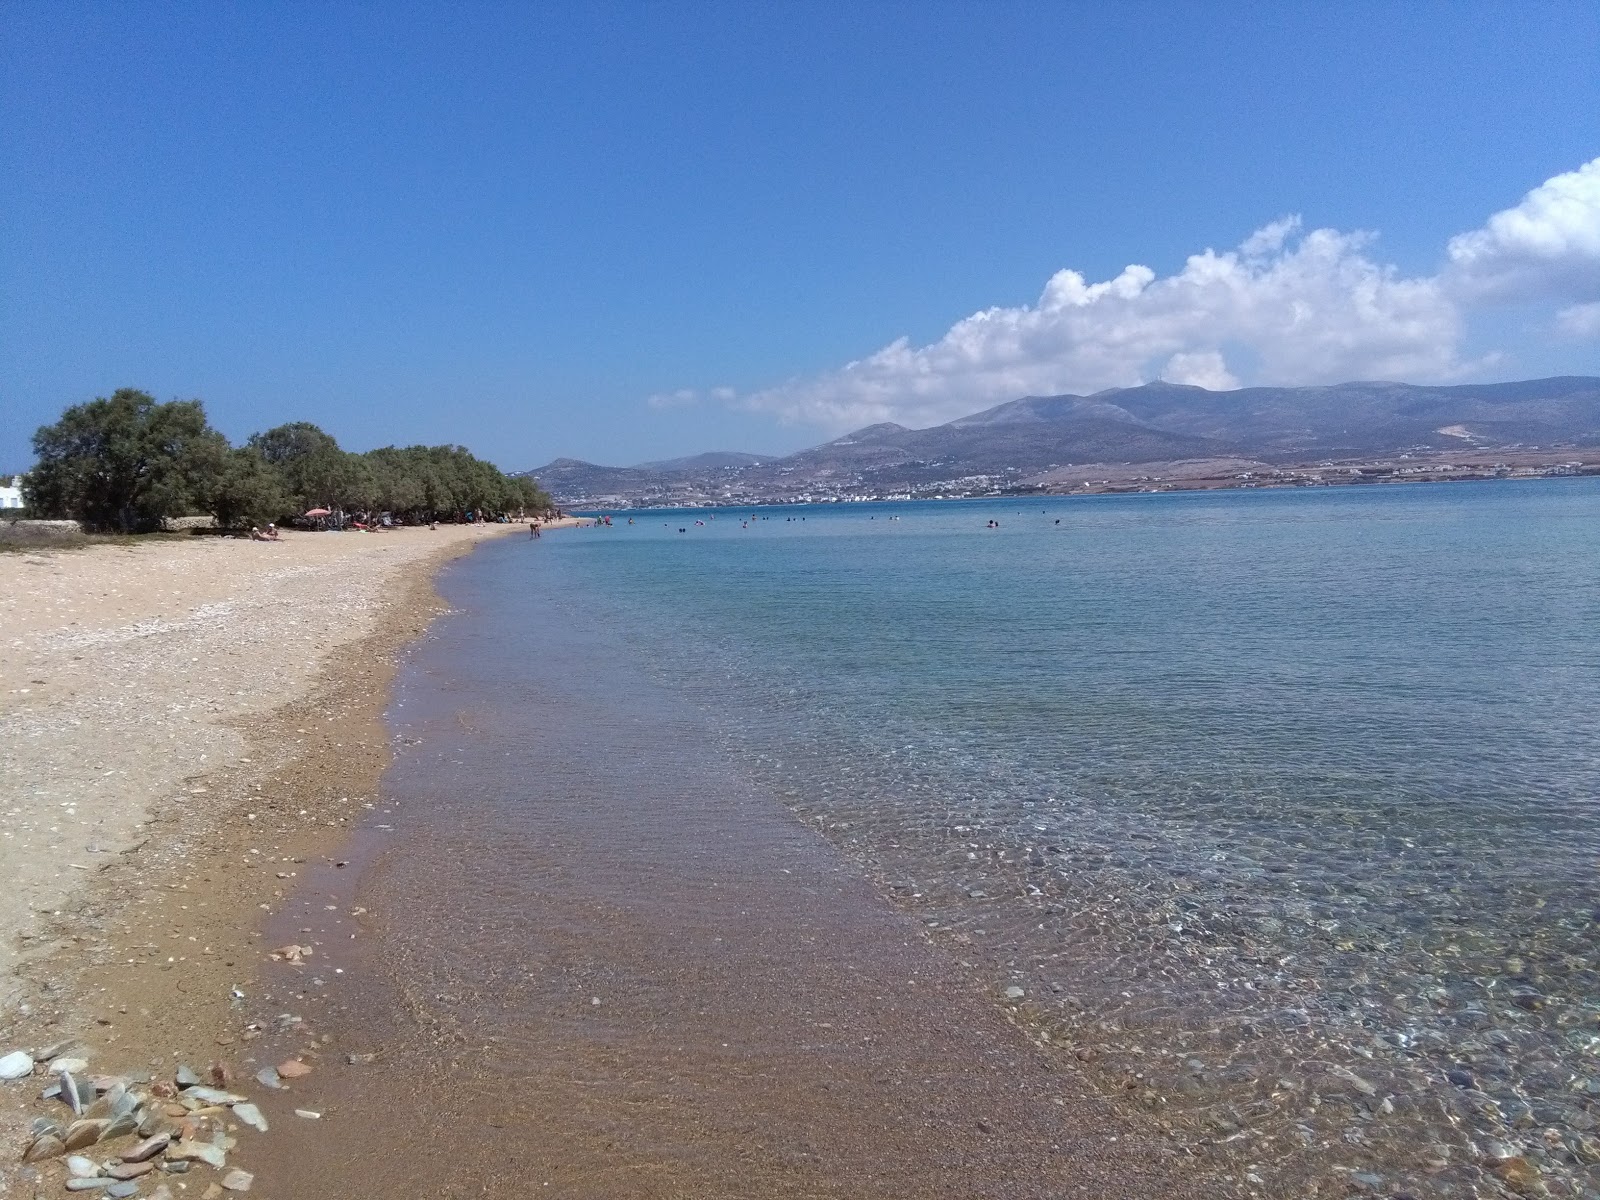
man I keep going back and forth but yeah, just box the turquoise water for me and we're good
[482,482,1600,1192]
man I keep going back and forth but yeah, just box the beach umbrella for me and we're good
[304,507,332,517]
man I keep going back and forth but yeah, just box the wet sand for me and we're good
[241,539,1210,1199]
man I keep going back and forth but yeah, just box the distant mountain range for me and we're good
[526,376,1600,506]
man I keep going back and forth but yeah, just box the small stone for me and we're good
[183,1086,246,1106]
[30,1116,64,1139]
[344,1052,375,1065]
[107,1184,141,1200]
[1330,1065,1377,1096]
[122,1133,171,1162]
[49,1057,90,1076]
[21,1133,65,1162]
[220,1168,254,1192]
[65,1179,115,1193]
[1446,1068,1475,1089]
[0,1050,34,1080]
[232,1102,267,1132]
[208,1062,230,1087]
[293,1109,321,1119]
[254,1067,283,1090]
[168,1140,227,1169]
[60,1072,92,1114]
[174,1065,201,1088]
[1002,986,1025,1000]
[108,1162,154,1180]
[103,1112,139,1139]
[160,1159,190,1174]
[62,1119,109,1151]
[276,1059,312,1078]
[67,1153,100,1176]
[1493,1157,1542,1194]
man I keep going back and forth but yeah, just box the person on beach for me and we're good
[530,522,541,538]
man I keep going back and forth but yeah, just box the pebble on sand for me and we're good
[21,1134,65,1162]
[0,1050,35,1079]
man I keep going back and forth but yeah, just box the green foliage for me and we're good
[24,390,552,532]
[327,443,552,520]
[205,448,291,529]
[247,422,356,513]
[26,388,228,531]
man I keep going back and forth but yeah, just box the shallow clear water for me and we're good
[523,483,1600,1195]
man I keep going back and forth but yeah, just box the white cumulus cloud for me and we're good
[1162,350,1240,391]
[737,225,1464,432]
[1556,300,1600,340]
[1446,158,1600,302]
[671,157,1600,434]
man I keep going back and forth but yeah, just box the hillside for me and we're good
[523,376,1600,505]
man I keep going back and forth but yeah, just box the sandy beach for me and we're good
[0,522,544,1193]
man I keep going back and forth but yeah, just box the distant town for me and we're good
[536,448,1599,509]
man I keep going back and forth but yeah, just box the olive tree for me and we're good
[25,388,227,531]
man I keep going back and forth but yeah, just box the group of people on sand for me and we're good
[249,523,280,541]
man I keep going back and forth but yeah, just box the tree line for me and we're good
[20,388,552,531]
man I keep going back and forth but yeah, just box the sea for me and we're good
[275,480,1600,1198]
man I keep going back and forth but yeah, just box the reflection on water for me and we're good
[535,483,1600,1198]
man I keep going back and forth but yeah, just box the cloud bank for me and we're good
[676,158,1600,433]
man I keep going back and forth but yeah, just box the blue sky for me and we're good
[3,2,1598,473]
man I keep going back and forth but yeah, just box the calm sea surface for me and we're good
[349,481,1600,1196]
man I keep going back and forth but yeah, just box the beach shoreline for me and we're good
[0,520,567,1193]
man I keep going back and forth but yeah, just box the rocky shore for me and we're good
[0,523,530,1196]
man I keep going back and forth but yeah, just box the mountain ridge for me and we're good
[525,375,1600,505]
